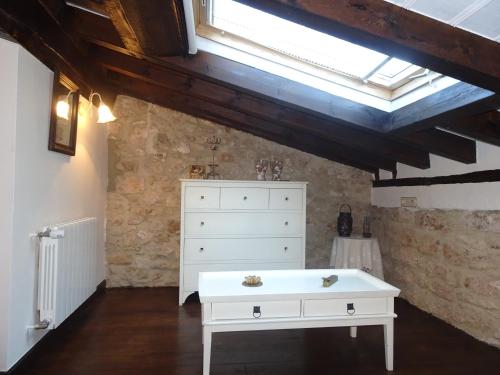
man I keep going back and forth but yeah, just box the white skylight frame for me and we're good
[193,0,459,111]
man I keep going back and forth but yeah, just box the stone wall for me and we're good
[106,95,372,287]
[371,207,500,348]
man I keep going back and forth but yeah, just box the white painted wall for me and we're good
[372,141,500,210]
[0,38,19,373]
[0,39,108,371]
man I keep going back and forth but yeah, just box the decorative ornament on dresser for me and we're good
[179,179,308,305]
[190,165,206,179]
[206,136,221,180]
[255,159,269,180]
[337,204,353,237]
[271,160,284,181]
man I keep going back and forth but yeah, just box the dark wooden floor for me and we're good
[11,288,500,375]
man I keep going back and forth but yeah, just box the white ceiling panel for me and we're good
[410,0,472,23]
[384,0,500,42]
[458,1,500,39]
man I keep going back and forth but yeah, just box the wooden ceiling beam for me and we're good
[387,82,500,135]
[102,0,188,57]
[0,0,112,100]
[106,71,390,173]
[397,128,476,164]
[236,0,500,93]
[444,111,500,147]
[93,45,429,169]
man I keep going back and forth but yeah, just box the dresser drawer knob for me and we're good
[200,221,205,226]
[253,306,261,318]
[347,303,355,315]
[200,195,205,200]
[284,246,288,251]
[284,221,289,226]
[200,247,204,252]
[243,196,248,200]
[285,197,289,201]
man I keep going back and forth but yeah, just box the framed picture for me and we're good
[48,72,80,156]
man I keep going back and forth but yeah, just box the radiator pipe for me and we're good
[27,319,51,330]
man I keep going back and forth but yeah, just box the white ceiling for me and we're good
[384,0,500,42]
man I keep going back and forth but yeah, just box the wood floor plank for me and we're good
[9,287,500,375]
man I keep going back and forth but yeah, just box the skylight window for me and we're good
[211,0,390,80]
[194,0,457,111]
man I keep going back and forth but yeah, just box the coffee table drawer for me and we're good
[212,300,301,320]
[303,298,387,317]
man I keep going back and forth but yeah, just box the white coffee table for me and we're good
[199,269,400,374]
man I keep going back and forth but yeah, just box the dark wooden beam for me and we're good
[386,83,500,135]
[106,70,391,173]
[444,111,500,147]
[236,0,500,93]
[102,0,188,57]
[398,128,476,164]
[373,169,500,188]
[93,45,429,169]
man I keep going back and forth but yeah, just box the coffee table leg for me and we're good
[384,320,394,371]
[203,326,212,375]
[349,326,357,338]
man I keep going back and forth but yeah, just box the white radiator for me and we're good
[37,217,97,329]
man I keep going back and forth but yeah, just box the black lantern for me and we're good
[337,204,353,237]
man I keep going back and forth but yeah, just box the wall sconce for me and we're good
[89,92,116,123]
[56,91,75,120]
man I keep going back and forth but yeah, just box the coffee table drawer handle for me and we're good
[253,306,261,318]
[347,303,355,315]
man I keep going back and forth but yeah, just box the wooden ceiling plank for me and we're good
[94,46,429,169]
[235,0,500,92]
[387,82,500,135]
[398,128,477,164]
[103,0,188,56]
[102,0,143,54]
[106,71,389,173]
[444,111,500,147]
[64,6,124,48]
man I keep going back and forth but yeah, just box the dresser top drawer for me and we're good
[184,186,220,209]
[220,187,269,210]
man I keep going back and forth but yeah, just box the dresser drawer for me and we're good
[269,188,303,210]
[303,298,388,317]
[183,262,301,291]
[220,188,269,209]
[212,300,301,320]
[184,237,302,262]
[185,187,220,209]
[185,212,302,236]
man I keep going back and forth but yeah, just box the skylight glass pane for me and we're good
[211,0,389,79]
[375,58,413,78]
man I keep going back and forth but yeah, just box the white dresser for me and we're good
[179,179,307,304]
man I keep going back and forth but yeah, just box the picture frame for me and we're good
[48,72,80,156]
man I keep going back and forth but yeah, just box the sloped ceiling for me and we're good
[0,0,499,178]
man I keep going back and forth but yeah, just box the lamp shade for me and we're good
[56,100,70,120]
[97,104,116,123]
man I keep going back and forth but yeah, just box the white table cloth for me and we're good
[330,236,384,280]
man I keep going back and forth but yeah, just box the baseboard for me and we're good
[3,280,106,374]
